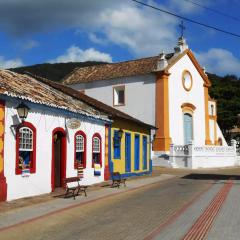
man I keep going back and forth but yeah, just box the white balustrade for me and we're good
[170,140,238,169]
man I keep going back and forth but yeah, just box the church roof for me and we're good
[62,49,211,88]
[62,53,174,85]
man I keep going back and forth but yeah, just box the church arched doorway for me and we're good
[183,113,193,145]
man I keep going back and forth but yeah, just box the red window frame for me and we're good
[92,133,102,168]
[16,121,36,175]
[74,130,87,169]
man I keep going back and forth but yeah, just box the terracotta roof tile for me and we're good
[63,53,174,85]
[0,70,109,121]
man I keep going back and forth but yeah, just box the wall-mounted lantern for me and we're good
[16,103,30,122]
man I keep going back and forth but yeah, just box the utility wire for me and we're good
[184,0,240,22]
[130,0,240,38]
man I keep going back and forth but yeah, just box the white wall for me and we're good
[209,119,214,143]
[170,143,237,169]
[71,74,156,126]
[168,55,206,146]
[4,100,105,201]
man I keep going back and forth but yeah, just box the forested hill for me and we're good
[208,73,240,139]
[9,61,107,82]
[10,62,240,139]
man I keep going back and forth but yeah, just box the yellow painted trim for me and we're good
[181,103,196,114]
[105,126,109,167]
[209,115,217,120]
[0,103,4,174]
[165,49,211,88]
[153,71,171,151]
[204,87,211,145]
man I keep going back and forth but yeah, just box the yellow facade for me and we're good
[111,119,151,175]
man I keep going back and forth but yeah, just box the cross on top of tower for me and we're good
[179,20,186,38]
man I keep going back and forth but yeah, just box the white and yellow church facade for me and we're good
[63,37,238,169]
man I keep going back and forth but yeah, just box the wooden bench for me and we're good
[63,177,88,200]
[111,172,127,188]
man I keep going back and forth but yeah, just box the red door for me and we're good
[51,128,67,191]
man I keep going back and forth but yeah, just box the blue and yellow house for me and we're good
[109,118,153,178]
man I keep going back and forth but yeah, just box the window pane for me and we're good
[114,86,125,105]
[19,151,31,169]
[93,137,100,153]
[76,135,84,152]
[76,152,84,165]
[93,153,100,164]
[118,90,124,104]
[19,127,33,151]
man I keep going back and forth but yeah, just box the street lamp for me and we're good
[16,103,30,122]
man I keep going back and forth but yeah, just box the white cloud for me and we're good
[88,33,107,45]
[22,40,39,50]
[50,45,112,63]
[95,3,178,56]
[195,48,240,76]
[169,0,213,14]
[0,56,24,69]
[0,0,181,56]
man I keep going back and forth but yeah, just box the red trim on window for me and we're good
[51,127,67,192]
[15,121,37,175]
[92,133,102,168]
[74,130,87,169]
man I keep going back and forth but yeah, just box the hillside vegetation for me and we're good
[10,62,240,140]
[208,73,240,141]
[10,61,106,82]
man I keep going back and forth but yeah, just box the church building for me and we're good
[63,37,237,168]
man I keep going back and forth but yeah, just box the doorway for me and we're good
[183,113,193,145]
[52,128,67,191]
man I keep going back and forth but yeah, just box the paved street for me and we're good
[1,169,240,240]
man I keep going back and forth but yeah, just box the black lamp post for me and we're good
[16,103,30,122]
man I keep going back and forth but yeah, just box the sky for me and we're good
[0,0,240,77]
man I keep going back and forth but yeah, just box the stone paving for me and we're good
[0,174,174,230]
[150,182,223,240]
[1,168,240,240]
[206,180,240,240]
[147,179,240,240]
[0,175,212,240]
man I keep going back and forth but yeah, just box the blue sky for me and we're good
[0,0,240,77]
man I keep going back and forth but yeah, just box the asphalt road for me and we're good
[0,176,214,240]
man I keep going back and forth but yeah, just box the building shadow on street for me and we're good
[182,174,240,181]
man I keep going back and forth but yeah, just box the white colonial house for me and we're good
[63,37,238,169]
[0,70,111,201]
